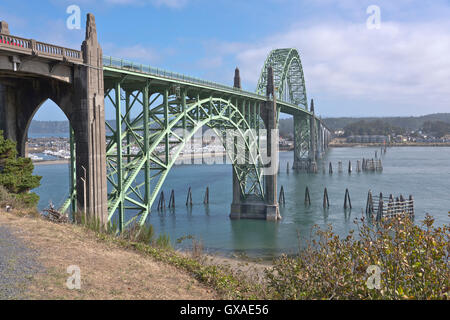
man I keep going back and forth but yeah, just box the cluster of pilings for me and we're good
[362,158,383,172]
[156,186,211,211]
[366,191,414,221]
[323,159,383,174]
[278,186,353,210]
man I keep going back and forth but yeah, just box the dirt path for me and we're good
[0,211,217,300]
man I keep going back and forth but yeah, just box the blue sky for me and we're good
[1,0,449,121]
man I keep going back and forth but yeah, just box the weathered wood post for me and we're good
[400,194,406,214]
[376,197,384,221]
[344,188,352,209]
[357,160,361,173]
[366,190,374,215]
[323,188,330,209]
[329,162,333,174]
[279,186,286,206]
[338,161,343,173]
[186,187,193,206]
[388,194,394,216]
[287,162,290,174]
[409,195,414,216]
[169,190,175,208]
[305,186,311,206]
[158,191,166,210]
[348,161,352,173]
[204,187,210,205]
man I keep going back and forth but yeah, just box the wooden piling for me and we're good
[204,187,210,205]
[338,161,343,173]
[279,186,286,206]
[323,188,330,209]
[366,190,374,215]
[387,194,394,215]
[169,189,175,208]
[409,195,414,215]
[305,187,311,206]
[186,187,193,206]
[344,188,352,209]
[287,162,290,174]
[158,191,166,210]
[348,161,352,173]
[329,162,333,174]
[357,160,361,173]
[376,197,384,221]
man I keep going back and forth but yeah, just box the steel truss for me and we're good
[103,79,266,231]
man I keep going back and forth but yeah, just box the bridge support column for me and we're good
[72,14,108,225]
[230,67,280,221]
[308,99,318,173]
[230,68,243,219]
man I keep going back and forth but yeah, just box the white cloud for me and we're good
[206,19,450,115]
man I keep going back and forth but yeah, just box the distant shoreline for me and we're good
[33,160,69,166]
[330,143,450,148]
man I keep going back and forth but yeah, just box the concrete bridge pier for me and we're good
[230,66,280,221]
[72,14,108,225]
[0,15,108,225]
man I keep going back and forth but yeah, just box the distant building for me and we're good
[346,135,389,144]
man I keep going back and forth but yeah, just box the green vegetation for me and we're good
[0,131,41,207]
[343,119,405,137]
[266,215,449,300]
[422,121,450,138]
[278,113,450,136]
[323,113,450,131]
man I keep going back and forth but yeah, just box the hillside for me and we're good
[279,113,450,137]
[30,113,450,137]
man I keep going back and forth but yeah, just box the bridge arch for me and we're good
[104,85,267,229]
[256,48,308,109]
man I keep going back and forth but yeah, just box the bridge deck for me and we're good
[103,56,313,118]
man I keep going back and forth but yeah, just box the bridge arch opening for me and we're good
[25,98,74,213]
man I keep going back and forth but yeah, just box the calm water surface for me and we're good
[33,147,450,259]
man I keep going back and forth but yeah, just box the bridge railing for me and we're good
[103,55,265,100]
[0,33,82,63]
[0,34,32,50]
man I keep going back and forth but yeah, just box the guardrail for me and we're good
[103,55,269,101]
[0,34,31,49]
[0,33,82,62]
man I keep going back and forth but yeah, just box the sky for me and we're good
[1,0,449,121]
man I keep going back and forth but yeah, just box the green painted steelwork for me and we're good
[256,49,308,110]
[59,49,330,228]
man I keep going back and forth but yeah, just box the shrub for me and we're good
[0,131,41,208]
[265,215,449,300]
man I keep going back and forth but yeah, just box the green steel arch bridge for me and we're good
[0,15,331,231]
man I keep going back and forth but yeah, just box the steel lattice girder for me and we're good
[104,80,267,230]
[256,48,308,110]
[293,114,310,162]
